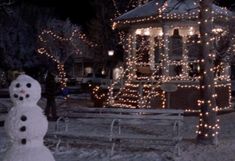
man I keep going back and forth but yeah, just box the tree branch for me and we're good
[0,0,17,7]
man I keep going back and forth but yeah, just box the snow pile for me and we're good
[178,139,235,161]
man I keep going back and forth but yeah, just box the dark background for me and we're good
[23,0,95,24]
[23,0,235,25]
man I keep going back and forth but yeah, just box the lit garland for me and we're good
[37,29,97,99]
[92,86,107,100]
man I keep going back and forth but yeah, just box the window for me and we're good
[188,63,200,77]
[169,65,182,77]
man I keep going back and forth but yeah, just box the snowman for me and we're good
[3,74,55,161]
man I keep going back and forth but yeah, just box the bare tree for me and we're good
[38,18,95,92]
[0,0,17,7]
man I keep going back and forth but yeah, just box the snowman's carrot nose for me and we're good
[20,90,26,94]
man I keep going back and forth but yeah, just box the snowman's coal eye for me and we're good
[15,83,20,88]
[26,83,31,88]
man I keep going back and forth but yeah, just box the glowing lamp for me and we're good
[144,28,150,35]
[135,29,142,35]
[108,50,114,56]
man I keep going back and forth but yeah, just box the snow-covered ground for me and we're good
[1,96,235,161]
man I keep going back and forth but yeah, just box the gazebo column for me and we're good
[149,29,155,70]
[224,64,230,76]
[221,63,231,81]
[132,29,137,78]
[182,36,189,78]
[162,25,169,77]
[125,29,137,79]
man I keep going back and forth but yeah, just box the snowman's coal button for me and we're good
[26,94,30,98]
[21,115,27,121]
[20,126,26,132]
[26,83,31,88]
[21,138,27,145]
[13,94,18,98]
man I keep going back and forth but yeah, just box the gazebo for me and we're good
[105,0,234,113]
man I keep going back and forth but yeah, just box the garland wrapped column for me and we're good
[197,0,219,145]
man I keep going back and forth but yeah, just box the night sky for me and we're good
[24,0,235,25]
[23,0,95,24]
[217,0,234,7]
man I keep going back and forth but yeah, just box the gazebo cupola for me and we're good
[106,0,234,113]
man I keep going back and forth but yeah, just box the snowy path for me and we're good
[1,97,235,161]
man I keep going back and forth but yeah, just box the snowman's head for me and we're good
[9,74,41,106]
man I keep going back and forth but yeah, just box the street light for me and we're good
[108,50,114,56]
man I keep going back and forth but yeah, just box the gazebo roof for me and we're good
[113,0,234,28]
[115,0,164,21]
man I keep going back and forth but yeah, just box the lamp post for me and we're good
[107,50,115,79]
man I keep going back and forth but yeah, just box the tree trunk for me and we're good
[197,0,218,145]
